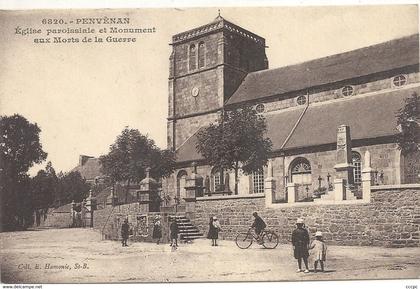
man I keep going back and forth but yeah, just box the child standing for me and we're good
[309,231,327,273]
[207,216,222,246]
[169,217,179,250]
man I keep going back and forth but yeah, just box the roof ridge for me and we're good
[247,33,419,78]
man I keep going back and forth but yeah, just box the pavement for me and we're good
[1,228,420,283]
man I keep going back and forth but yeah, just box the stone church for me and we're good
[162,15,419,206]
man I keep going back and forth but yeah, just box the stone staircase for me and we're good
[171,215,203,242]
[313,189,358,202]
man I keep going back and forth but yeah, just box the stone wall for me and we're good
[93,203,171,243]
[192,188,420,247]
[34,210,72,228]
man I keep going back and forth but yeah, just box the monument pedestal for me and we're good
[139,167,158,213]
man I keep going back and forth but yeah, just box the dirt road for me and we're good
[1,228,419,283]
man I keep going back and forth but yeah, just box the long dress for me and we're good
[291,227,310,259]
[152,220,162,239]
[207,220,221,239]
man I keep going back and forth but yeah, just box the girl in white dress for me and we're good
[309,231,327,272]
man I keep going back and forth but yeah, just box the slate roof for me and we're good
[176,87,420,163]
[226,34,419,106]
[71,158,103,181]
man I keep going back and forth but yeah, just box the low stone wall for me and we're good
[192,188,420,247]
[93,204,171,243]
[33,209,72,228]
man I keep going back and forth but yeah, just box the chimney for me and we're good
[79,155,93,166]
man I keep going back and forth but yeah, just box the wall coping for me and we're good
[371,184,420,191]
[197,193,265,201]
[266,199,370,208]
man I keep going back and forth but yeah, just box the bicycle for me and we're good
[235,227,279,249]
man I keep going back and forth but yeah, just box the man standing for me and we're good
[121,218,129,247]
[292,218,310,273]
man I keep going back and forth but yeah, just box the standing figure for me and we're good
[251,212,266,244]
[309,231,327,273]
[291,218,310,273]
[207,216,222,246]
[169,217,179,250]
[121,218,129,247]
[152,215,162,245]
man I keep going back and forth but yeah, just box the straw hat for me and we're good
[315,231,323,237]
[296,218,304,224]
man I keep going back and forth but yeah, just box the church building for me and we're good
[162,15,420,206]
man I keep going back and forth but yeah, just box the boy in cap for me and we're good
[291,218,310,273]
[309,231,327,272]
[169,216,179,250]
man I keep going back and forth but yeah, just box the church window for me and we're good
[198,42,205,68]
[296,95,307,105]
[352,151,362,185]
[211,167,222,192]
[290,157,312,184]
[252,169,265,194]
[189,44,196,71]
[393,75,407,87]
[341,85,354,96]
[255,104,265,113]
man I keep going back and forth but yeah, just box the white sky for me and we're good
[0,5,418,175]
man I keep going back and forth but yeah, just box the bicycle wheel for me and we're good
[235,232,253,249]
[262,231,279,249]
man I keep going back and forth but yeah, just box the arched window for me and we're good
[211,167,222,192]
[252,169,265,194]
[198,42,205,68]
[189,44,196,71]
[352,151,362,185]
[176,170,188,200]
[290,157,312,184]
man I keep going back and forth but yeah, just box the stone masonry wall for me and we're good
[192,188,420,247]
[93,204,171,243]
[36,211,72,228]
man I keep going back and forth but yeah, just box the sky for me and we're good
[0,5,418,175]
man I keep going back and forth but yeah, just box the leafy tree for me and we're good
[31,161,57,210]
[396,92,419,154]
[0,114,47,230]
[100,127,175,203]
[56,171,90,204]
[196,107,272,195]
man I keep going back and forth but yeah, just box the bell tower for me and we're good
[167,15,268,150]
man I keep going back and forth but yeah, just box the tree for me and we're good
[31,162,57,210]
[196,107,272,195]
[56,171,90,204]
[0,114,47,230]
[100,127,175,203]
[396,92,419,154]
